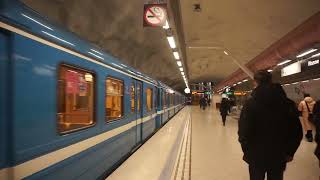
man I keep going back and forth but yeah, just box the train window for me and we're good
[131,82,135,113]
[146,88,153,111]
[137,83,141,112]
[57,65,95,134]
[106,77,123,121]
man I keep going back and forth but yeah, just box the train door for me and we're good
[155,87,161,128]
[0,30,9,169]
[135,80,143,144]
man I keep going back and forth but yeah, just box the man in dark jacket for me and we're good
[238,70,302,180]
[199,96,207,110]
[312,100,320,163]
[220,97,230,126]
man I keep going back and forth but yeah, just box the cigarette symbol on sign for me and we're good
[144,5,167,26]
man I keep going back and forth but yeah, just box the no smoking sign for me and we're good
[143,4,167,27]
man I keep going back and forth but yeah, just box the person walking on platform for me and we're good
[312,100,320,165]
[238,70,302,180]
[220,97,229,126]
[199,96,207,110]
[298,93,316,142]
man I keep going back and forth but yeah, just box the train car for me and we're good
[0,1,185,179]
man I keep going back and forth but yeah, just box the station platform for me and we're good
[107,106,319,180]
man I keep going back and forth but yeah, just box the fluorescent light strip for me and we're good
[311,52,320,58]
[313,78,320,81]
[173,52,180,59]
[22,13,53,31]
[302,80,309,83]
[88,52,104,60]
[242,79,248,82]
[277,60,291,66]
[90,49,103,55]
[42,31,75,46]
[224,51,229,55]
[167,36,176,49]
[163,20,170,29]
[111,63,123,69]
[296,49,317,58]
[177,61,182,67]
[267,69,273,72]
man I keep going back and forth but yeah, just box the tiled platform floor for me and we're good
[107,106,319,180]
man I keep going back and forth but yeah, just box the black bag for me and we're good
[305,101,314,123]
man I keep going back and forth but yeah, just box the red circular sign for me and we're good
[144,5,167,26]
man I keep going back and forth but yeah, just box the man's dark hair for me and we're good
[254,70,272,85]
[304,93,310,98]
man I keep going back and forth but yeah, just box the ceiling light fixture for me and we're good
[181,72,185,75]
[42,31,75,46]
[179,67,183,71]
[90,49,103,55]
[177,61,182,67]
[311,52,320,58]
[88,52,104,60]
[167,36,176,49]
[277,60,291,66]
[224,51,229,55]
[162,20,170,29]
[296,48,317,58]
[173,51,180,59]
[22,13,53,30]
[267,69,273,72]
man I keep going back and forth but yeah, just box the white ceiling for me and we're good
[179,0,320,84]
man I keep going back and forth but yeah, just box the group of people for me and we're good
[237,70,320,180]
[199,96,211,110]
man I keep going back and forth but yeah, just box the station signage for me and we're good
[191,91,210,95]
[281,62,301,77]
[143,4,167,27]
[234,91,247,96]
[307,59,319,66]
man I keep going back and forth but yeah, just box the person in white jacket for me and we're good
[298,93,316,142]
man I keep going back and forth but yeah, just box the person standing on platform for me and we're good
[238,70,302,180]
[298,93,316,142]
[312,100,320,165]
[199,96,207,110]
[220,97,229,126]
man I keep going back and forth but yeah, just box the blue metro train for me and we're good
[0,1,186,179]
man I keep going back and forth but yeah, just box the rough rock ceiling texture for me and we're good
[22,0,185,90]
[179,0,320,84]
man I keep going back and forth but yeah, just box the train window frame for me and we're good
[105,76,124,122]
[146,88,153,112]
[57,64,96,135]
[137,83,142,112]
[130,81,135,113]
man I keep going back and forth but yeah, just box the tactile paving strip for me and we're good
[171,113,192,180]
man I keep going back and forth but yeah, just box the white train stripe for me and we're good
[0,105,182,179]
[0,21,156,86]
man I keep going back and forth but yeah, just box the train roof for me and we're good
[0,1,161,85]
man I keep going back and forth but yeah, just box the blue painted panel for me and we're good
[142,119,156,141]
[0,30,9,169]
[26,129,135,180]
